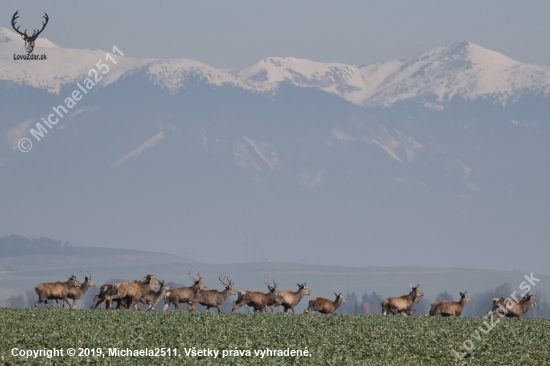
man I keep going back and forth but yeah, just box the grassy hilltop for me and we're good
[0,308,549,365]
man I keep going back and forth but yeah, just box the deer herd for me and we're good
[32,273,537,318]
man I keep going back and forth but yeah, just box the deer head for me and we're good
[81,271,95,287]
[11,11,49,54]
[334,292,347,303]
[189,271,206,290]
[264,278,277,292]
[297,283,311,295]
[219,275,237,296]
[457,289,472,304]
[410,284,424,298]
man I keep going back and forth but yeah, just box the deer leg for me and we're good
[217,306,222,313]
[62,297,72,308]
[231,301,241,313]
[290,306,296,314]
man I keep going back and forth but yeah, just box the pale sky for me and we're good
[1,0,549,68]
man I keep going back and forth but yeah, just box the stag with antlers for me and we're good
[192,276,236,313]
[232,278,282,313]
[270,282,311,313]
[55,271,95,309]
[488,292,537,318]
[34,275,81,308]
[109,275,158,310]
[162,271,206,311]
[381,284,424,315]
[11,11,49,53]
[304,292,347,314]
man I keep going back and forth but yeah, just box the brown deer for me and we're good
[488,292,537,318]
[56,272,95,309]
[109,274,158,310]
[304,292,346,314]
[162,271,206,311]
[90,284,120,310]
[271,282,311,313]
[428,289,471,316]
[231,278,282,313]
[192,276,236,313]
[381,284,424,315]
[137,280,172,310]
[34,275,81,308]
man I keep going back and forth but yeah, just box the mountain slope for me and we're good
[2,27,550,108]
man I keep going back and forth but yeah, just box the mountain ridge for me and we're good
[2,27,549,108]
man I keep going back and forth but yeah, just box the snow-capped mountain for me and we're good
[2,27,550,108]
[1,27,549,272]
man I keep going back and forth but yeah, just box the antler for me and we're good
[219,275,233,288]
[88,271,92,280]
[30,13,49,39]
[219,275,228,286]
[188,270,197,282]
[11,11,26,37]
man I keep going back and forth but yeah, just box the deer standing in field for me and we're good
[232,278,283,313]
[428,289,471,316]
[381,284,424,315]
[192,276,236,313]
[137,280,172,310]
[304,292,346,314]
[162,271,206,311]
[109,274,158,310]
[271,282,311,313]
[488,292,537,318]
[34,275,81,308]
[56,272,95,309]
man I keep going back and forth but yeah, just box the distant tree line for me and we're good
[0,235,73,257]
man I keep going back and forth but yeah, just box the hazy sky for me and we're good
[1,1,550,68]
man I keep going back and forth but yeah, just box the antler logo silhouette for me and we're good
[11,11,49,54]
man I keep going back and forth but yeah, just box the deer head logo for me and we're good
[11,11,49,54]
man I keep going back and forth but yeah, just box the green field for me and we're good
[0,309,548,365]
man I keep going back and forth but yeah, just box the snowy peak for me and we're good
[363,41,550,107]
[238,57,366,103]
[1,29,550,109]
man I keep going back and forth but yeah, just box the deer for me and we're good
[192,276,236,313]
[304,292,347,314]
[90,284,121,310]
[109,274,158,310]
[11,11,49,53]
[488,292,537,318]
[231,278,283,313]
[270,282,311,313]
[162,271,206,311]
[34,275,81,308]
[55,272,95,309]
[428,289,471,316]
[381,284,424,315]
[136,280,172,310]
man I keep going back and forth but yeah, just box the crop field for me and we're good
[0,309,549,365]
